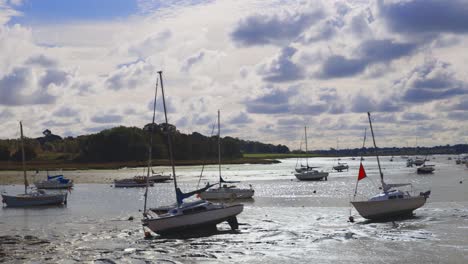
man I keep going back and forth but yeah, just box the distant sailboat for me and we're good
[350,113,430,220]
[34,171,74,189]
[294,126,328,181]
[200,110,254,200]
[333,138,349,172]
[2,122,68,207]
[142,71,244,236]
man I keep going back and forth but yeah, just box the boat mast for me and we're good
[367,112,385,189]
[304,126,309,168]
[143,76,159,214]
[19,121,28,194]
[218,110,222,188]
[353,128,367,198]
[158,71,179,203]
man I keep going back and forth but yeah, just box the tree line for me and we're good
[0,124,290,162]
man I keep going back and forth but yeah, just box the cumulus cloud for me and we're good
[319,39,418,78]
[229,112,253,124]
[105,60,153,90]
[53,106,79,117]
[231,9,324,46]
[379,0,468,35]
[258,46,304,82]
[91,114,123,124]
[400,60,468,103]
[182,51,205,72]
[0,67,57,105]
[245,88,295,114]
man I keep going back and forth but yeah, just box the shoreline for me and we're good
[0,157,280,171]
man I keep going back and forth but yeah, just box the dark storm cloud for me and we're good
[229,112,253,124]
[91,114,123,123]
[379,0,468,34]
[259,46,304,82]
[319,39,417,78]
[231,10,324,46]
[245,88,295,114]
[0,67,56,106]
[401,60,468,103]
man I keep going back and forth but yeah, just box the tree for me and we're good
[0,145,9,161]
[11,145,37,161]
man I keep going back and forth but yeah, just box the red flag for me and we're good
[358,162,367,181]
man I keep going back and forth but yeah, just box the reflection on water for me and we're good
[1,155,467,263]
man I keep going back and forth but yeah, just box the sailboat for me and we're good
[350,112,430,220]
[142,71,244,236]
[332,138,349,172]
[417,156,435,174]
[34,171,74,189]
[2,122,68,207]
[294,126,329,181]
[199,110,254,200]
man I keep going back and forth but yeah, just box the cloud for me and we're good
[25,54,57,67]
[53,106,79,117]
[401,112,429,121]
[0,109,13,120]
[258,46,304,82]
[182,51,205,72]
[91,114,123,123]
[379,0,468,35]
[231,9,324,46]
[105,60,153,90]
[0,67,57,105]
[401,60,468,103]
[229,112,253,124]
[39,69,70,88]
[447,111,468,121]
[319,39,418,78]
[245,88,295,114]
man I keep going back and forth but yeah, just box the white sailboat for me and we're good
[294,126,329,181]
[332,138,349,172]
[350,112,430,220]
[142,71,244,236]
[199,110,254,200]
[2,122,68,207]
[34,171,74,189]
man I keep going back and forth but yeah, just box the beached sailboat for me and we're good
[1,122,68,207]
[142,71,244,236]
[199,110,254,200]
[294,126,329,181]
[350,113,430,220]
[332,139,349,172]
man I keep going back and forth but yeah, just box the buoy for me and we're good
[313,190,316,194]
[128,216,134,221]
[460,180,463,184]
[348,216,354,223]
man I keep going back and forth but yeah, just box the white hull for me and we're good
[144,204,243,235]
[351,196,426,220]
[2,192,67,207]
[34,181,73,189]
[295,171,328,181]
[200,188,254,200]
[148,175,172,183]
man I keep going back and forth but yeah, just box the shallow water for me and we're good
[1,155,467,263]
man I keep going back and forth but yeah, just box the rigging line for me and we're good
[196,121,217,189]
[143,76,159,216]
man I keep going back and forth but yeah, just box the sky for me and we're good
[0,0,467,150]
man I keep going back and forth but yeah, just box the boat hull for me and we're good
[295,171,328,181]
[34,181,73,189]
[114,182,154,188]
[351,196,426,220]
[200,188,254,200]
[143,204,243,235]
[2,193,67,207]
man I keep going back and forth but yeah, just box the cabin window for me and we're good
[389,196,396,199]
[398,195,404,198]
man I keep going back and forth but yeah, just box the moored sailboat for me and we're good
[200,110,254,200]
[142,72,244,236]
[294,126,328,181]
[350,113,430,220]
[2,122,68,207]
